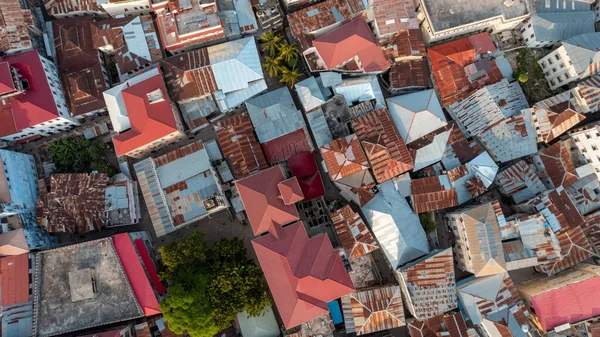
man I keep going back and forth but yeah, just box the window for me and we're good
[560,63,564,68]
[555,54,560,61]
[530,34,534,38]
[552,68,557,73]
[528,23,531,28]
[548,58,553,65]
[541,63,546,69]
[557,77,562,83]
[550,80,556,86]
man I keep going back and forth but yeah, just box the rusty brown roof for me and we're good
[388,59,430,90]
[539,224,594,275]
[0,0,33,53]
[352,108,414,183]
[288,0,363,51]
[536,140,579,189]
[158,48,217,103]
[321,134,369,181]
[371,0,417,41]
[583,212,600,251]
[331,205,378,259]
[44,0,101,16]
[495,160,547,203]
[383,29,425,60]
[36,173,107,233]
[410,176,458,214]
[409,312,473,337]
[341,285,405,335]
[215,112,268,179]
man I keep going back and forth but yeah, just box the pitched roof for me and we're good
[530,92,586,143]
[562,32,600,73]
[331,205,378,259]
[479,110,538,163]
[295,76,331,112]
[523,189,584,232]
[111,69,180,157]
[0,253,29,306]
[369,0,417,40]
[278,177,304,205]
[496,160,547,204]
[236,305,280,337]
[583,211,600,251]
[396,249,457,321]
[287,0,364,51]
[261,128,311,165]
[429,34,503,106]
[386,90,446,144]
[313,17,389,73]
[44,0,102,16]
[36,173,107,233]
[387,58,431,91]
[0,0,33,52]
[384,29,426,60]
[410,176,458,213]
[246,87,304,144]
[236,166,300,235]
[532,11,595,46]
[321,134,369,181]
[408,312,475,337]
[335,170,376,207]
[341,285,405,335]
[449,151,499,204]
[534,140,580,189]
[362,180,429,268]
[287,152,325,201]
[252,222,354,329]
[352,108,414,183]
[214,112,268,179]
[0,50,61,138]
[0,229,29,256]
[112,234,161,317]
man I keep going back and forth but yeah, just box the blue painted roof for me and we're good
[327,300,343,324]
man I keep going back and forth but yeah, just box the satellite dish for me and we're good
[522,324,530,333]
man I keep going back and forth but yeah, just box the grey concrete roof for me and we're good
[33,238,143,336]
[422,0,529,32]
[531,12,594,42]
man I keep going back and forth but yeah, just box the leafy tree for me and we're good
[518,73,529,83]
[277,41,299,65]
[49,137,116,176]
[159,236,271,337]
[259,31,281,57]
[280,65,300,87]
[419,212,437,234]
[263,56,284,78]
[160,273,219,337]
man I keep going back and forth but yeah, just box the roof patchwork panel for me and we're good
[341,285,405,335]
[331,205,379,259]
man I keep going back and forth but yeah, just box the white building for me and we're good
[517,12,595,48]
[0,50,78,142]
[570,123,600,179]
[539,32,600,90]
[414,0,530,44]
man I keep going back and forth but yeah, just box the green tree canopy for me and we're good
[280,65,300,88]
[49,137,116,176]
[277,41,299,65]
[263,56,284,78]
[159,235,271,337]
[419,212,437,234]
[259,31,281,57]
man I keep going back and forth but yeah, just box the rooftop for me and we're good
[107,68,180,157]
[36,174,107,233]
[386,89,446,144]
[287,152,325,201]
[410,176,458,213]
[295,77,332,113]
[331,205,378,259]
[387,59,431,91]
[320,134,369,182]
[44,0,102,16]
[0,50,61,138]
[341,285,405,335]
[252,221,354,329]
[33,238,144,336]
[562,32,600,73]
[361,180,429,268]
[534,140,580,189]
[408,312,477,337]
[396,249,457,321]
[214,112,268,179]
[311,17,389,73]
[495,160,548,204]
[236,165,300,236]
[246,87,304,144]
[479,110,538,163]
[134,141,226,237]
[531,12,595,43]
[0,0,33,52]
[421,0,528,32]
[0,253,30,307]
[370,0,417,40]
[352,108,414,183]
[0,229,30,257]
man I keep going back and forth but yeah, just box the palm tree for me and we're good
[277,41,299,65]
[263,56,283,78]
[280,65,300,88]
[259,31,281,56]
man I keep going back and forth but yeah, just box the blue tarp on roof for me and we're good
[327,300,343,324]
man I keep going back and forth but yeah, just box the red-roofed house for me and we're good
[106,68,185,158]
[428,33,503,106]
[112,233,161,317]
[0,253,34,336]
[307,17,390,73]
[252,221,354,329]
[287,152,325,201]
[518,263,600,332]
[235,165,300,236]
[0,50,78,142]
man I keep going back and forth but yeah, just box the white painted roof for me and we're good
[386,90,447,143]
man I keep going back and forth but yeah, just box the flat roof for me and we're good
[422,0,529,32]
[33,238,144,336]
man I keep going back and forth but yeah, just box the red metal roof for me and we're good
[112,70,180,157]
[252,222,354,329]
[134,238,165,295]
[112,234,161,317]
[0,50,60,138]
[468,33,497,54]
[321,134,369,181]
[278,176,304,205]
[235,165,300,235]
[261,128,311,164]
[0,253,29,306]
[531,275,600,331]
[352,108,414,182]
[287,152,325,201]
[0,62,14,95]
[313,18,389,73]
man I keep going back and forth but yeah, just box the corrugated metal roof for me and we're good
[410,176,458,213]
[396,249,457,321]
[321,134,369,181]
[409,312,476,337]
[295,76,332,112]
[331,205,379,259]
[496,160,548,204]
[0,0,33,53]
[386,90,446,144]
[306,107,334,147]
[341,285,405,335]
[236,305,280,337]
[0,253,30,307]
[563,32,600,73]
[361,180,429,268]
[246,87,304,144]
[333,76,385,109]
[531,12,595,43]
[387,58,430,90]
[533,140,580,189]
[478,110,538,164]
